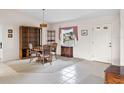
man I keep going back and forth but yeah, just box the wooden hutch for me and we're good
[19,26,42,59]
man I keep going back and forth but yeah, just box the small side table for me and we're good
[104,65,124,84]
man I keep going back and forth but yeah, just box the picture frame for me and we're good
[8,29,13,33]
[8,34,13,38]
[81,30,88,36]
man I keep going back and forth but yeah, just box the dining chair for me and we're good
[38,45,52,64]
[43,45,53,64]
[29,43,38,63]
[50,43,57,59]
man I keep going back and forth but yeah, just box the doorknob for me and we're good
[109,42,112,47]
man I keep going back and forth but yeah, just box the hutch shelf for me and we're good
[19,26,42,59]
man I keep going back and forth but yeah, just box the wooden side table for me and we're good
[104,65,124,84]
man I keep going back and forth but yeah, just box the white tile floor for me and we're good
[0,57,110,84]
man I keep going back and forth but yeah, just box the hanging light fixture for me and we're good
[40,9,47,28]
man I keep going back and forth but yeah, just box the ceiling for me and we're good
[19,9,120,23]
[0,9,120,24]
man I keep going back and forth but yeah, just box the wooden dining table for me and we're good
[32,45,51,63]
[33,46,43,52]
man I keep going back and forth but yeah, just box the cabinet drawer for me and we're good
[61,46,73,57]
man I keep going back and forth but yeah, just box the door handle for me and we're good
[109,42,112,47]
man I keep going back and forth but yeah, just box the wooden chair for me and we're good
[29,43,39,63]
[50,43,57,59]
[38,45,52,65]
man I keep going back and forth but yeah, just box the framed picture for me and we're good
[8,34,13,38]
[81,30,88,36]
[8,29,13,33]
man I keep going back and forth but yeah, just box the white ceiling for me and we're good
[19,9,120,23]
[0,9,120,24]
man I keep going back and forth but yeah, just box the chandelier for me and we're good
[40,9,47,28]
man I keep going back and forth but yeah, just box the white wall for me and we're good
[42,26,51,45]
[51,14,120,65]
[0,27,2,42]
[0,27,2,61]
[2,25,19,61]
[120,10,124,66]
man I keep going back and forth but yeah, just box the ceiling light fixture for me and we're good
[40,9,47,28]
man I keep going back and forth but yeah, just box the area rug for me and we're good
[7,59,78,73]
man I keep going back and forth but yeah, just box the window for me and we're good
[59,26,78,47]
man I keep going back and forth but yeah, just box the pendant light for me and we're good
[40,9,47,28]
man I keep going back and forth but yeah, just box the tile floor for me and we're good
[0,56,110,84]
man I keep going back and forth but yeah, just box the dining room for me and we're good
[0,0,123,92]
[0,9,122,84]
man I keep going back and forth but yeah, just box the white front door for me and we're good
[93,24,112,63]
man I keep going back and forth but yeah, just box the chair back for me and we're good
[29,43,33,50]
[51,43,57,52]
[43,45,51,55]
